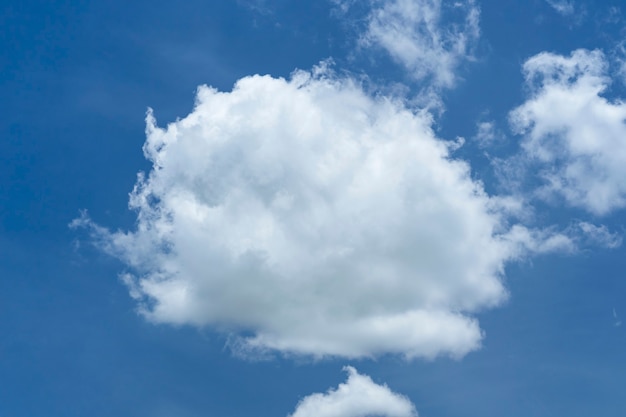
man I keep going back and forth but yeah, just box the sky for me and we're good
[2,0,626,416]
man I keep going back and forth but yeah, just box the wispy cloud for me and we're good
[473,120,507,148]
[361,0,480,88]
[237,0,274,16]
[545,0,575,16]
[575,222,622,249]
[613,308,622,327]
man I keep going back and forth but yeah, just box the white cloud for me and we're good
[473,120,507,148]
[289,367,417,417]
[329,0,357,14]
[575,222,622,249]
[546,0,574,16]
[74,65,554,360]
[613,308,622,327]
[237,0,274,16]
[503,225,576,255]
[510,49,626,216]
[361,0,480,88]
[614,40,626,85]
[545,0,575,16]
[475,121,496,146]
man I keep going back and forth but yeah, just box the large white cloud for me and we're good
[361,0,480,88]
[289,367,417,417]
[510,49,626,216]
[76,66,535,359]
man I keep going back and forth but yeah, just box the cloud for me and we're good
[510,49,626,216]
[329,0,357,15]
[473,120,507,148]
[501,221,622,255]
[74,64,552,360]
[237,0,274,16]
[475,121,497,146]
[360,0,480,88]
[545,0,575,16]
[504,225,576,255]
[614,40,626,85]
[575,222,622,249]
[289,367,417,417]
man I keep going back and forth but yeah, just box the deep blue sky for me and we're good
[2,1,626,416]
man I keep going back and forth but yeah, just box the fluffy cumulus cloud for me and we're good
[76,65,545,360]
[361,0,480,88]
[289,367,417,417]
[510,49,626,216]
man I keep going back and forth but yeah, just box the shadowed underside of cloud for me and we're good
[510,49,626,216]
[75,65,569,359]
[289,367,417,417]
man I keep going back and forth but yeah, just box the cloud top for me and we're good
[289,367,418,417]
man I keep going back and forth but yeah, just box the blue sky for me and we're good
[3,0,626,416]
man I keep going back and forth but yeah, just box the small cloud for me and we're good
[329,0,357,15]
[613,308,622,327]
[613,40,626,85]
[237,0,274,16]
[475,121,496,146]
[545,0,575,16]
[575,222,622,249]
[473,120,506,148]
[504,224,577,256]
[288,367,418,417]
[360,0,480,89]
[544,0,587,26]
[605,6,622,24]
[501,221,622,258]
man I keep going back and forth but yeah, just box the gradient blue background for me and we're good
[2,1,626,416]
